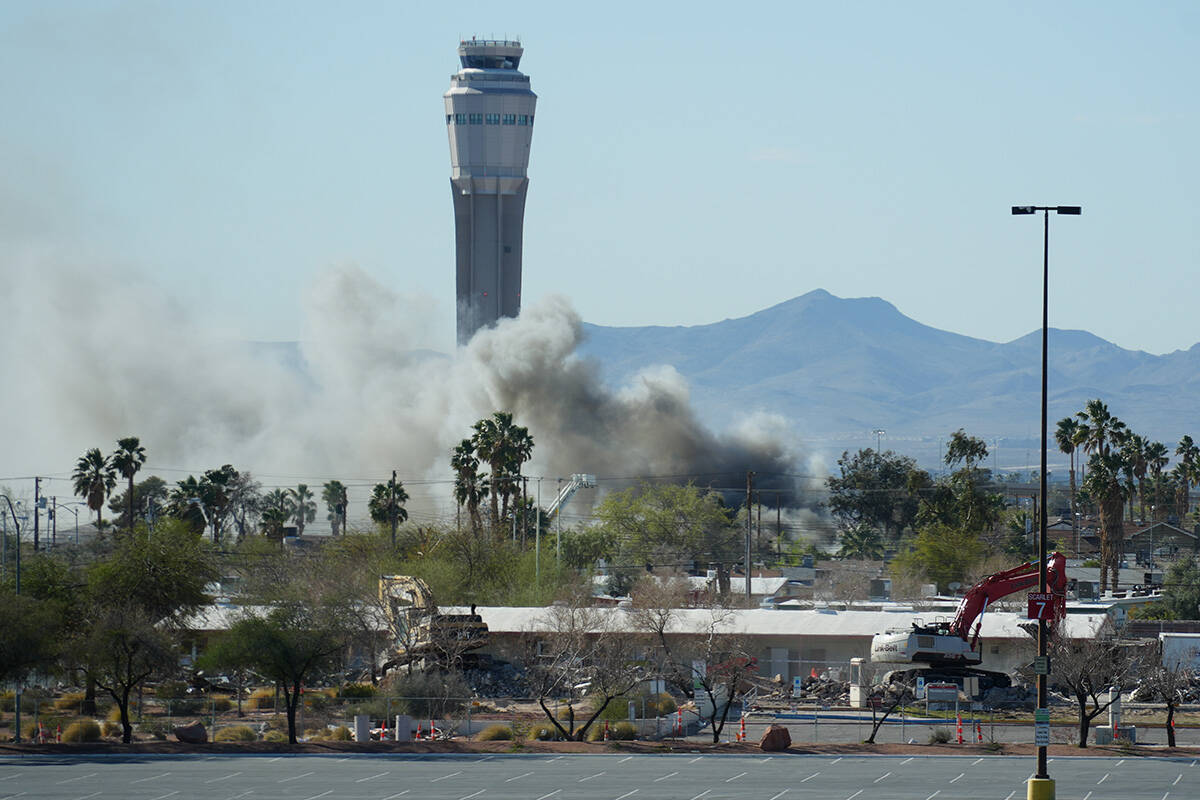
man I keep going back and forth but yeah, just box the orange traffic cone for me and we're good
[976,719,983,743]
[56,724,62,743]
[955,713,963,744]
[739,716,746,742]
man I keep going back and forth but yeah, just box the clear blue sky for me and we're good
[3,1,1198,354]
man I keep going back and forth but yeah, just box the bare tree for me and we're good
[630,587,759,743]
[864,673,915,744]
[1140,642,1197,748]
[1049,635,1149,747]
[523,593,645,741]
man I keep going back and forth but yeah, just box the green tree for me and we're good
[1055,417,1080,531]
[1073,399,1127,459]
[470,411,534,535]
[1162,558,1200,620]
[1081,451,1128,592]
[168,475,207,534]
[1146,440,1170,520]
[72,447,117,530]
[369,480,409,529]
[1118,432,1148,522]
[591,483,740,586]
[825,448,927,544]
[199,465,239,544]
[322,480,348,536]
[451,439,488,535]
[82,604,175,743]
[0,589,61,684]
[891,522,985,593]
[836,523,885,560]
[110,436,147,534]
[211,604,349,743]
[290,483,317,536]
[108,475,168,530]
[260,488,294,540]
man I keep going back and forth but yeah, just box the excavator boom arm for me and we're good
[949,552,1067,643]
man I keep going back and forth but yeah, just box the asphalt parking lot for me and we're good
[1,752,1197,800]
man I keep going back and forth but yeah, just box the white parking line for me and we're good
[874,772,891,783]
[1004,792,1017,800]
[1162,793,1170,800]
[301,792,332,800]
[800,772,820,783]
[0,792,25,800]
[618,756,634,763]
[431,771,462,783]
[1116,760,1125,767]
[545,756,565,762]
[614,791,638,800]
[223,792,252,800]
[381,792,410,800]
[267,757,283,762]
[56,773,98,784]
[1174,775,1183,786]
[356,772,390,783]
[949,773,964,784]
[279,771,314,783]
[71,793,101,800]
[535,791,561,800]
[653,772,678,783]
[476,756,495,763]
[1083,792,1092,800]
[132,773,171,784]
[768,791,789,800]
[687,791,711,800]
[204,772,241,784]
[579,772,606,783]
[0,776,22,782]
[831,757,843,764]
[149,792,179,800]
[456,792,484,800]
[846,791,863,800]
[1098,773,1109,784]
[925,792,940,800]
[972,758,983,765]
[760,757,772,763]
[506,772,534,782]
[725,772,748,783]
[688,757,703,764]
[900,757,914,765]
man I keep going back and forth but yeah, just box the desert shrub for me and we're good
[214,725,257,742]
[155,680,189,700]
[476,723,514,741]
[61,719,102,743]
[211,695,233,713]
[645,692,677,717]
[390,671,469,719]
[54,692,86,712]
[0,691,13,712]
[531,725,557,741]
[101,721,121,738]
[610,721,637,740]
[600,692,676,722]
[107,706,124,723]
[263,729,288,742]
[248,688,276,710]
[139,719,170,740]
[305,693,330,711]
[340,683,376,698]
[328,725,353,741]
[585,724,607,742]
[929,727,952,744]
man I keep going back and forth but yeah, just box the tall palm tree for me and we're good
[1117,432,1147,523]
[1073,399,1127,459]
[290,484,316,536]
[1081,451,1127,593]
[1146,441,1169,521]
[72,448,117,531]
[260,489,293,540]
[471,411,535,535]
[168,475,207,534]
[1175,435,1198,519]
[1055,417,1080,533]
[369,481,408,527]
[451,439,488,534]
[321,480,348,536]
[110,436,146,533]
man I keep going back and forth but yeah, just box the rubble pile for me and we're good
[800,675,851,705]
[462,661,530,698]
[1129,673,1200,703]
[982,684,1037,709]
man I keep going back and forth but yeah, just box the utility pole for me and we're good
[756,491,762,566]
[50,496,56,549]
[745,471,755,603]
[33,477,41,552]
[390,470,398,548]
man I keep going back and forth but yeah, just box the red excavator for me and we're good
[870,552,1068,688]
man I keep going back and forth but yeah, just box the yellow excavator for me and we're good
[379,575,489,671]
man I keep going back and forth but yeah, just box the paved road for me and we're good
[1,753,1197,800]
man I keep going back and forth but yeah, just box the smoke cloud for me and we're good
[2,249,810,524]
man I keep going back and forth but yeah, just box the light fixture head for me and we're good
[1012,206,1036,215]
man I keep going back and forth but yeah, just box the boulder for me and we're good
[173,721,208,744]
[759,724,791,752]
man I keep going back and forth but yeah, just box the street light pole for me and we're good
[2,495,23,743]
[1013,204,1081,799]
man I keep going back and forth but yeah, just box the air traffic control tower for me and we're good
[445,39,537,345]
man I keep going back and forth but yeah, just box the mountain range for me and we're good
[576,290,1200,470]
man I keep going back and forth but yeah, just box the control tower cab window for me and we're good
[460,54,520,70]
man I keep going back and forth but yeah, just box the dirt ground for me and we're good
[3,739,1200,758]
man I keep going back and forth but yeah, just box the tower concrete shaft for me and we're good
[445,39,537,345]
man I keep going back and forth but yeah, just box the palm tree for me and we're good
[168,475,207,534]
[290,484,317,536]
[471,411,535,535]
[1117,432,1147,523]
[260,489,294,540]
[451,439,488,534]
[1146,441,1169,521]
[72,448,117,531]
[322,480,348,536]
[837,524,884,560]
[1175,435,1198,519]
[1055,417,1080,534]
[110,436,147,533]
[1081,451,1127,593]
[369,481,408,529]
[1073,399,1127,459]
